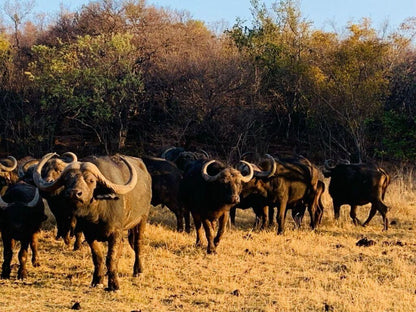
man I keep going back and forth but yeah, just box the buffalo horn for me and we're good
[0,188,40,209]
[0,194,10,209]
[0,156,17,172]
[76,156,138,195]
[253,154,276,178]
[18,159,39,178]
[25,188,40,207]
[33,152,63,192]
[238,160,254,183]
[324,159,336,170]
[201,160,222,182]
[62,152,78,163]
[160,146,177,159]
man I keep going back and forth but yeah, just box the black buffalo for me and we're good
[160,146,209,172]
[0,183,47,279]
[142,156,190,233]
[30,152,83,250]
[180,159,253,254]
[234,154,322,234]
[34,153,152,291]
[323,160,390,230]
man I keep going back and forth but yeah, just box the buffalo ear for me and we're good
[93,184,119,200]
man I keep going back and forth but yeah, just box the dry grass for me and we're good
[1,173,416,312]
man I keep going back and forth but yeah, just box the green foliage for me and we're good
[28,33,143,154]
[381,111,416,160]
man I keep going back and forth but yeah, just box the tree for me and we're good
[308,19,391,161]
[3,0,35,48]
[28,33,143,154]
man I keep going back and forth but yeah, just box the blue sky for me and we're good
[21,0,416,31]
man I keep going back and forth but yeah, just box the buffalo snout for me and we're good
[66,189,84,201]
[228,194,240,205]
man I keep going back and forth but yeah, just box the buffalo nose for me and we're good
[70,190,83,199]
[230,195,240,204]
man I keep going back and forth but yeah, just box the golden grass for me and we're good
[1,175,416,312]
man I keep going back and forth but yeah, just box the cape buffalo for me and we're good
[142,156,190,233]
[160,146,209,172]
[30,152,83,250]
[0,183,47,279]
[180,159,253,254]
[0,156,18,192]
[236,154,322,234]
[34,153,152,291]
[323,160,390,230]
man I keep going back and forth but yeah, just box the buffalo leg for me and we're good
[175,209,184,232]
[1,236,13,279]
[268,206,275,227]
[73,230,83,251]
[88,239,105,287]
[350,206,362,226]
[229,207,237,227]
[202,219,216,254]
[214,212,229,247]
[106,231,123,291]
[30,232,40,267]
[276,200,288,235]
[17,240,30,279]
[192,212,204,247]
[261,205,270,229]
[333,202,341,220]
[291,202,305,229]
[129,216,147,277]
[184,208,191,233]
[363,201,389,231]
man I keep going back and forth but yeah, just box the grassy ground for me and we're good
[1,176,416,312]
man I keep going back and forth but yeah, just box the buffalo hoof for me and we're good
[32,261,40,267]
[207,248,217,255]
[17,269,27,280]
[1,271,11,279]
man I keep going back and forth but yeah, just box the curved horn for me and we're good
[160,147,177,159]
[253,154,276,178]
[324,159,336,170]
[33,152,64,192]
[238,160,254,183]
[0,156,17,172]
[25,188,40,208]
[201,160,222,182]
[62,152,78,163]
[18,159,39,178]
[199,149,210,159]
[0,193,10,209]
[63,156,138,195]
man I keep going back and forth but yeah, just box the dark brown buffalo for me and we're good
[0,183,47,279]
[323,160,390,230]
[229,162,272,229]
[287,179,326,228]
[142,156,190,233]
[34,153,152,291]
[0,156,19,192]
[237,154,322,234]
[30,152,83,250]
[161,146,209,172]
[180,159,253,254]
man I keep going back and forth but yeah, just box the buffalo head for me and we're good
[33,153,138,210]
[201,160,254,205]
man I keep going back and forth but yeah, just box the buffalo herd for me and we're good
[0,148,391,290]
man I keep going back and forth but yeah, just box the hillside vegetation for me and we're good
[0,0,415,163]
[1,174,416,312]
